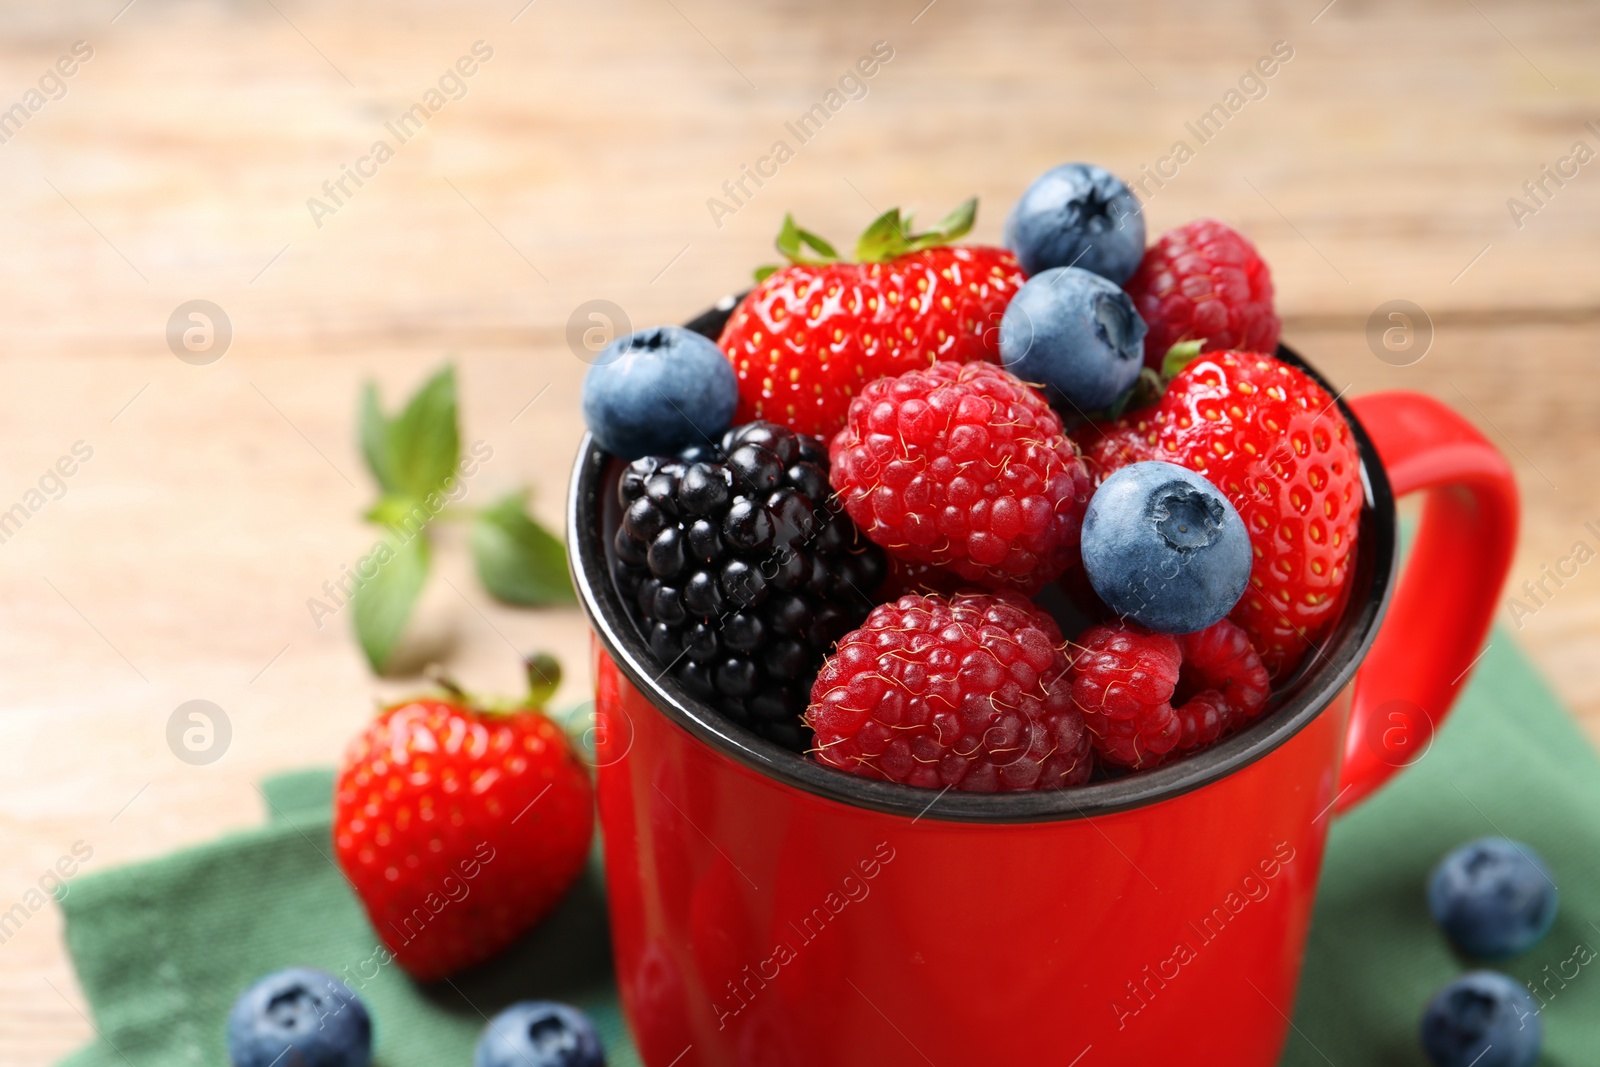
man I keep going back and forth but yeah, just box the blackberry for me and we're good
[611,421,887,750]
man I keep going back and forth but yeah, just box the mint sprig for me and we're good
[472,492,577,607]
[352,534,430,674]
[350,364,573,674]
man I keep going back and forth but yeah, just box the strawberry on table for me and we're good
[1076,350,1361,678]
[717,199,1025,437]
[334,656,594,982]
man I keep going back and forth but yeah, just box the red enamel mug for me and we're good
[566,308,1519,1066]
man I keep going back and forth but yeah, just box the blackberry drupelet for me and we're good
[612,421,887,750]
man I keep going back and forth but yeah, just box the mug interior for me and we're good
[567,300,1399,822]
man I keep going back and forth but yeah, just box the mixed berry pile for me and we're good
[581,161,1362,789]
[226,165,1537,1067]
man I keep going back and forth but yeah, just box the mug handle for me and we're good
[1336,391,1520,812]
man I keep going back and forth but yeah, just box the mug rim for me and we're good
[567,304,1399,823]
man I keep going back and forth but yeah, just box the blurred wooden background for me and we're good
[1,0,1596,1061]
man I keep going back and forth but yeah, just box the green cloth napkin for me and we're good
[1284,632,1600,1065]
[56,773,643,1067]
[57,633,1599,1066]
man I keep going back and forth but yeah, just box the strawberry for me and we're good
[333,656,594,981]
[717,199,1026,437]
[1075,350,1362,678]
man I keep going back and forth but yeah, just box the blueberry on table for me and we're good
[226,968,371,1067]
[1080,461,1252,633]
[1429,837,1558,959]
[999,265,1147,410]
[1004,162,1146,283]
[581,325,738,460]
[1420,971,1541,1067]
[474,1001,606,1067]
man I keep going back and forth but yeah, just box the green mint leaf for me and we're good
[753,264,779,283]
[471,492,575,606]
[1161,340,1206,380]
[387,365,460,500]
[359,383,400,495]
[351,534,431,674]
[365,494,427,528]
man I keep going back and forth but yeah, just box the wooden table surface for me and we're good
[2,0,1597,1061]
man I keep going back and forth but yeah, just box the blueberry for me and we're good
[1004,163,1146,283]
[226,968,372,1067]
[1081,461,1251,633]
[1428,837,1558,959]
[1000,267,1147,410]
[1420,971,1541,1067]
[473,1001,605,1067]
[581,325,737,460]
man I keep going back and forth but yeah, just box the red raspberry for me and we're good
[1069,619,1269,770]
[1124,219,1280,369]
[828,361,1092,594]
[806,592,1092,792]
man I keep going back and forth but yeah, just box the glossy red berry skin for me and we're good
[334,699,594,981]
[1076,351,1362,677]
[1069,619,1270,770]
[806,592,1092,792]
[1124,219,1280,369]
[717,246,1025,438]
[829,361,1093,595]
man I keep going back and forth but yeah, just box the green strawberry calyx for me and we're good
[753,197,979,282]
[1092,341,1208,421]
[1160,340,1206,380]
[419,652,562,716]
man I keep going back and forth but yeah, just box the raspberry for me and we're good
[828,361,1093,594]
[612,421,886,751]
[806,592,1093,792]
[1124,219,1280,369]
[1069,619,1269,770]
